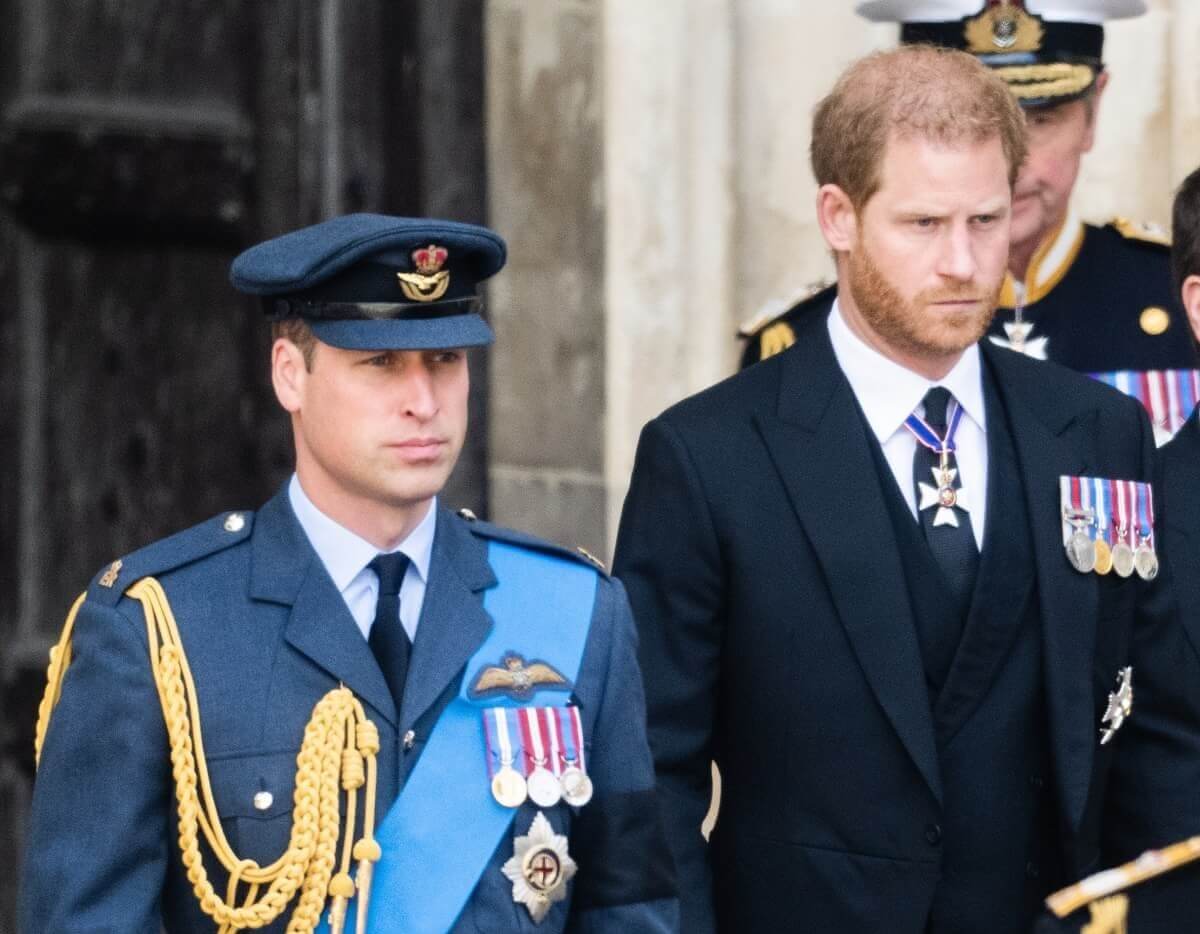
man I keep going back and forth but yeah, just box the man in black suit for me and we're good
[614,45,1200,934]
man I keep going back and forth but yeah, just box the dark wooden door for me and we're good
[0,2,486,926]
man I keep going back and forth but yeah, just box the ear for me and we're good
[816,184,859,254]
[1182,274,1200,346]
[271,338,309,414]
[1081,70,1109,153]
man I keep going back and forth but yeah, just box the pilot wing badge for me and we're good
[469,652,572,701]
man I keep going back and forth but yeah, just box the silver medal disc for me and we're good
[1112,542,1135,579]
[560,766,594,807]
[492,766,528,809]
[1065,530,1096,574]
[1134,545,1159,581]
[527,767,562,807]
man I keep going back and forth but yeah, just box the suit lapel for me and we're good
[400,509,497,727]
[984,344,1098,833]
[753,319,942,804]
[250,488,398,728]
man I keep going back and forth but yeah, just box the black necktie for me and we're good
[368,552,411,710]
[912,387,980,613]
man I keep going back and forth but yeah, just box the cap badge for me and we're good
[397,243,451,302]
[965,1,1043,54]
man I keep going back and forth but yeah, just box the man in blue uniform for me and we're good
[742,2,1198,444]
[21,215,677,933]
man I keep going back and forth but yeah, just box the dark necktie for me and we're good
[912,387,980,613]
[368,552,411,710]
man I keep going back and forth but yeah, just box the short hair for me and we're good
[811,45,1028,210]
[271,318,318,369]
[1172,165,1200,297]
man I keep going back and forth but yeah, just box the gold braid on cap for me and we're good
[35,580,383,934]
[995,63,1095,101]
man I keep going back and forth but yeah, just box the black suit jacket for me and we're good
[614,311,1200,934]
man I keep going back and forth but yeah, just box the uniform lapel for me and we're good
[400,509,497,727]
[753,317,942,804]
[249,487,398,728]
[983,344,1098,834]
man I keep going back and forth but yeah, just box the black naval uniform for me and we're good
[740,222,1198,375]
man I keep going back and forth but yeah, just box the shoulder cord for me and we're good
[34,579,383,934]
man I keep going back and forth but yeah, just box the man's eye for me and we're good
[913,217,936,228]
[365,353,393,367]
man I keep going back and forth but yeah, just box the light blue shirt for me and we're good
[288,474,436,641]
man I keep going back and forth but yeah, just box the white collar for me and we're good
[288,474,436,592]
[827,298,987,443]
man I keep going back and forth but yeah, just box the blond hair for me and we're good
[812,45,1027,209]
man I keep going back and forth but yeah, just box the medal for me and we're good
[493,765,528,808]
[502,811,577,923]
[485,708,529,809]
[1060,478,1097,574]
[522,708,563,807]
[1093,539,1113,576]
[555,706,594,807]
[1112,539,1135,578]
[1066,528,1096,574]
[560,766,594,807]
[527,767,561,807]
[1134,542,1159,581]
[906,397,971,529]
[1133,481,1159,581]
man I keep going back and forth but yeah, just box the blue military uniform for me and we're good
[21,215,678,933]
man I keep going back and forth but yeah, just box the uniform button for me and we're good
[1026,861,1039,879]
[924,823,942,846]
[224,512,246,533]
[403,729,416,750]
[253,791,274,811]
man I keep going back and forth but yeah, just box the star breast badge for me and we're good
[1100,666,1133,745]
[503,811,577,923]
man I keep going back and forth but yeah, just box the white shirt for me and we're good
[827,300,989,548]
[288,474,436,640]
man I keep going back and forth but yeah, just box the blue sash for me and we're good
[320,540,598,933]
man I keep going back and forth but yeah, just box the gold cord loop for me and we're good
[34,578,382,933]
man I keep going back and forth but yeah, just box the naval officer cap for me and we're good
[230,213,506,350]
[856,1,1147,107]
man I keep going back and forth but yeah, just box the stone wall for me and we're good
[485,1,1200,553]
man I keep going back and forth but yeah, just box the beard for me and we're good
[846,239,1000,361]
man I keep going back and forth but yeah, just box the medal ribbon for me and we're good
[903,397,965,456]
[1116,479,1132,551]
[541,708,563,779]
[1136,481,1155,548]
[1091,477,1110,546]
[522,707,547,772]
[1089,369,1200,438]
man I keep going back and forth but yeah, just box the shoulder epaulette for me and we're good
[1108,216,1171,248]
[458,511,609,576]
[86,509,255,605]
[737,280,834,339]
